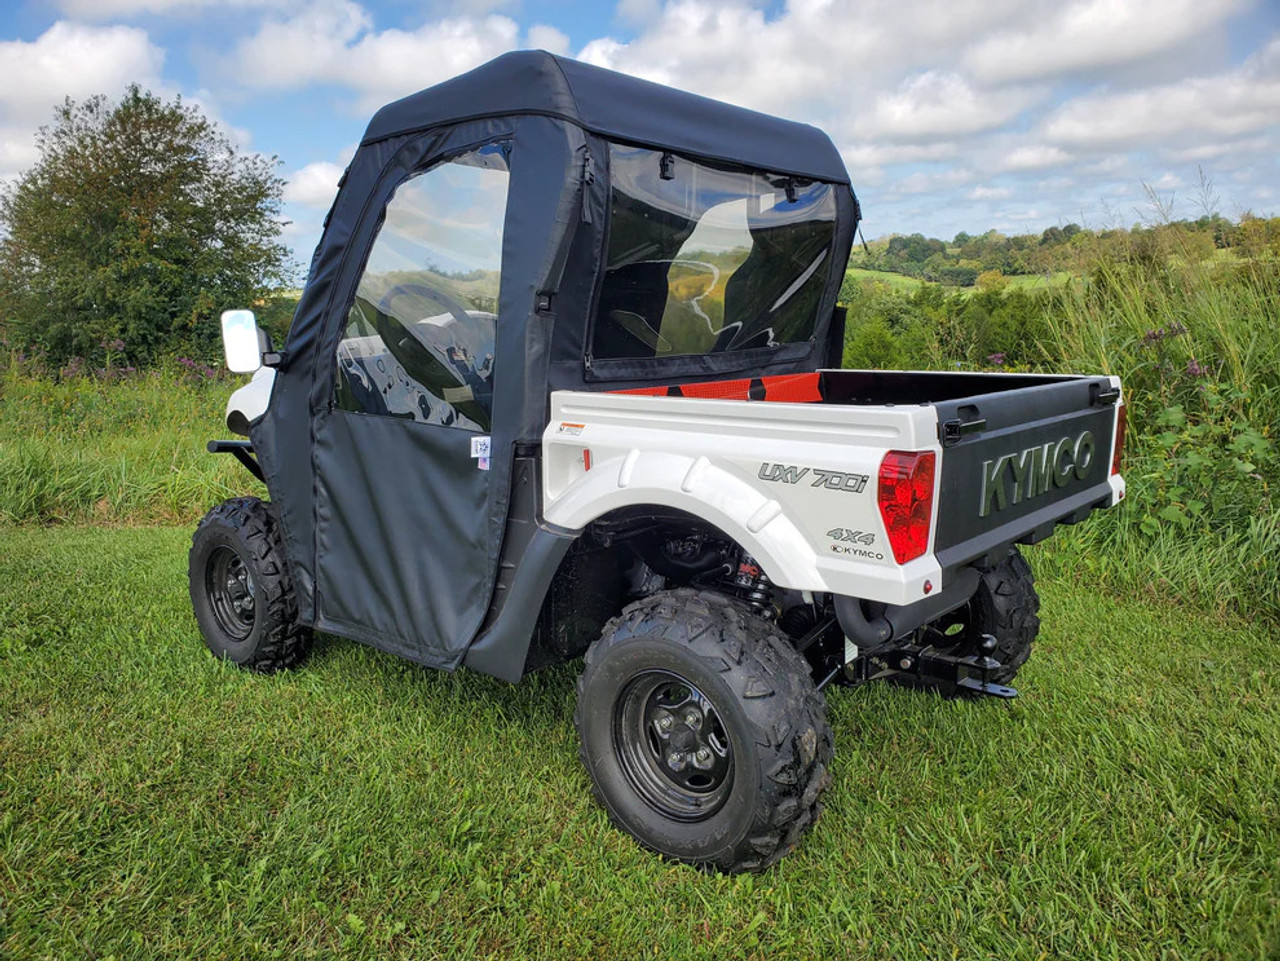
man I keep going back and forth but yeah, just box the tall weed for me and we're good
[845,227,1279,623]
[0,362,255,524]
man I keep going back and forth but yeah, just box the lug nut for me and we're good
[658,715,673,732]
[684,712,700,727]
[667,751,685,770]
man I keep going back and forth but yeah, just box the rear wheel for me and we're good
[926,547,1040,683]
[575,589,833,873]
[189,497,311,673]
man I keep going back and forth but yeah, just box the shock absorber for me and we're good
[731,555,773,613]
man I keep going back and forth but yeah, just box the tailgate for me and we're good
[933,377,1119,572]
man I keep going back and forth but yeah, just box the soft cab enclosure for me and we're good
[248,51,858,673]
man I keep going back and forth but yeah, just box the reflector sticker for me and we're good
[471,435,491,471]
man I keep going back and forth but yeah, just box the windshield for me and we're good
[592,143,838,362]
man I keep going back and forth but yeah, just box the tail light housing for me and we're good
[1111,403,1126,476]
[877,450,936,565]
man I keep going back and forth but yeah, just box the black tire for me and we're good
[189,497,311,673]
[574,589,833,873]
[928,547,1040,683]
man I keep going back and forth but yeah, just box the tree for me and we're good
[0,85,290,366]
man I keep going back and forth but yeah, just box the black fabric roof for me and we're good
[362,50,850,184]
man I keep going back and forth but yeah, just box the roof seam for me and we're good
[544,52,580,119]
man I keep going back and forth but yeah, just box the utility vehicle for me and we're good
[191,51,1126,873]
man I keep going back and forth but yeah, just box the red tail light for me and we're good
[877,450,936,565]
[1111,403,1126,476]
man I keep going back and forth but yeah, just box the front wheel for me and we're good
[189,497,311,673]
[575,589,833,873]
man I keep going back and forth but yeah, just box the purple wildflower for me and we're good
[987,352,1006,366]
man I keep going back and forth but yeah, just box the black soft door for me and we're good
[312,142,512,668]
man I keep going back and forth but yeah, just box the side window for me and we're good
[334,142,511,432]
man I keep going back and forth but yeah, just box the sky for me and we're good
[1,0,1277,271]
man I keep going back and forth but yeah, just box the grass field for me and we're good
[2,526,1277,959]
[0,368,243,525]
[844,267,926,292]
[1001,271,1073,291]
[844,268,1072,296]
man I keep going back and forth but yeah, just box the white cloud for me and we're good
[965,0,1251,83]
[572,1,875,121]
[891,167,974,196]
[0,21,164,121]
[229,1,522,109]
[0,138,40,178]
[969,185,1014,200]
[230,0,371,90]
[58,0,278,16]
[577,37,626,69]
[283,160,345,208]
[863,71,1041,141]
[0,21,166,182]
[1041,54,1280,148]
[1162,137,1270,162]
[198,0,1277,246]
[1000,145,1072,171]
[1078,156,1130,175]
[843,142,959,168]
[526,25,570,56]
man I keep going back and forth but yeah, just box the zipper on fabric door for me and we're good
[580,147,603,374]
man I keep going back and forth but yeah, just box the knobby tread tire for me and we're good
[974,547,1040,683]
[574,588,833,873]
[189,496,311,673]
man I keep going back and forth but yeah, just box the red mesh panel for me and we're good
[611,385,670,396]
[762,372,822,403]
[676,378,754,400]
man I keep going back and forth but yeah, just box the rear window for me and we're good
[592,143,838,362]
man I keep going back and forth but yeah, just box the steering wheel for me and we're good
[377,281,476,330]
[369,281,494,428]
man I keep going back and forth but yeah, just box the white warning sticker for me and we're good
[470,435,491,459]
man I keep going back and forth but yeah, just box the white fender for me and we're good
[542,449,824,590]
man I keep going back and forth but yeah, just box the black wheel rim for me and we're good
[205,545,256,641]
[612,670,734,822]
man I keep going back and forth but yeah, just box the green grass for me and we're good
[2,526,1278,959]
[1001,271,1073,291]
[0,367,255,525]
[844,267,926,292]
[844,268,1072,297]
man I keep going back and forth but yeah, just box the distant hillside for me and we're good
[852,212,1275,288]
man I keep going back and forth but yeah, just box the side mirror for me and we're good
[221,309,263,373]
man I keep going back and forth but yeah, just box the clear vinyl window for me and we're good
[592,143,837,361]
[334,142,511,431]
